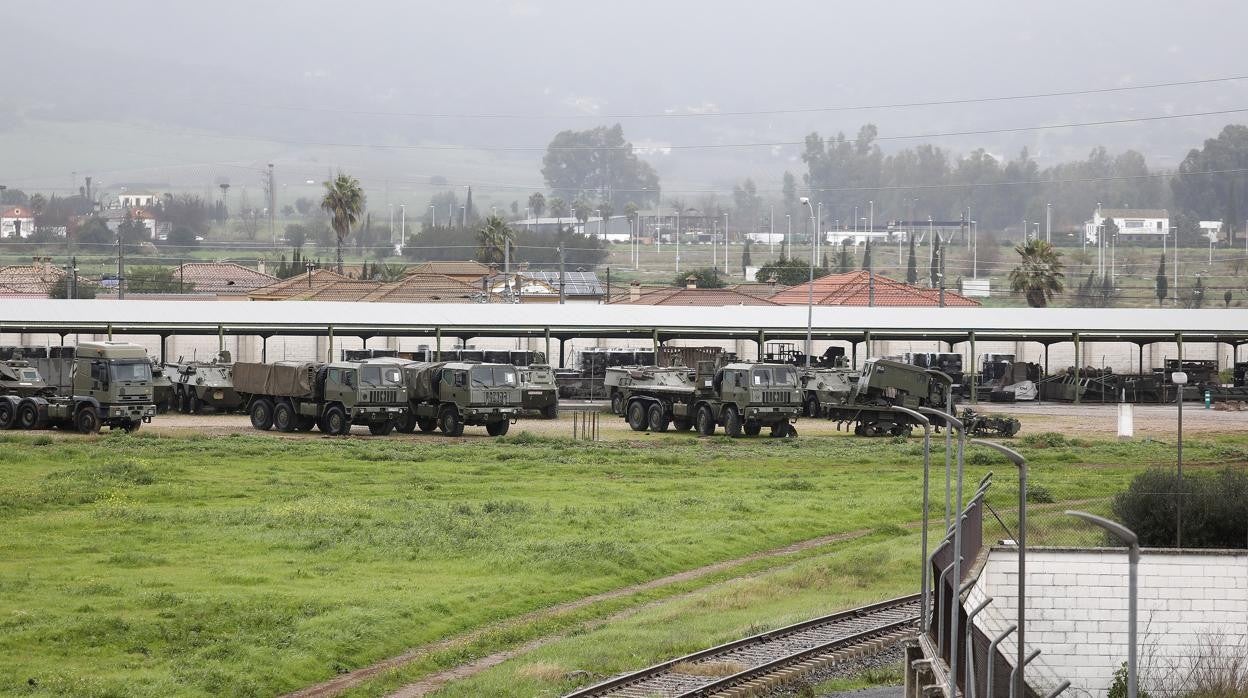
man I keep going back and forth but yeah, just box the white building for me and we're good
[512,215,632,242]
[0,206,35,239]
[1085,208,1169,243]
[114,191,161,209]
[1199,220,1224,243]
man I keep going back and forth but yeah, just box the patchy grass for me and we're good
[0,430,1242,697]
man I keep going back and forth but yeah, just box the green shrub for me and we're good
[1027,484,1055,504]
[1112,468,1248,548]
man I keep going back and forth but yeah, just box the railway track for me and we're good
[563,594,920,698]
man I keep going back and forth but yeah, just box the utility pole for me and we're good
[117,232,125,300]
[558,244,566,305]
[1046,202,1052,243]
[267,163,276,247]
[399,204,406,254]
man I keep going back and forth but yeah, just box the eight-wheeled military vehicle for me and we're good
[517,364,559,419]
[605,361,801,437]
[167,351,243,413]
[817,358,956,436]
[233,359,408,435]
[0,341,156,433]
[393,361,521,436]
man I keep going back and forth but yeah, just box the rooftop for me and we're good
[0,263,72,297]
[174,262,277,296]
[1097,208,1169,219]
[2,206,33,219]
[613,285,781,307]
[769,271,981,307]
[405,260,492,279]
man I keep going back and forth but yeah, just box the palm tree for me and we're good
[476,215,514,266]
[1008,238,1065,307]
[320,173,365,274]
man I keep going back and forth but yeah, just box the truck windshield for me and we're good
[110,361,152,382]
[751,367,796,387]
[360,365,403,387]
[470,366,517,387]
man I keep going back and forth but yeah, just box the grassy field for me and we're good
[0,428,1243,697]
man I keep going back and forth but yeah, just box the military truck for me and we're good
[517,364,559,419]
[605,361,801,437]
[0,360,54,428]
[168,351,243,413]
[233,359,408,435]
[392,361,521,436]
[0,341,156,433]
[817,358,956,437]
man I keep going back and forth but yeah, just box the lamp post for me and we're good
[675,207,681,274]
[893,406,932,627]
[986,624,1017,698]
[428,204,435,228]
[800,197,817,366]
[972,439,1028,698]
[1067,511,1139,698]
[1172,370,1188,547]
[786,214,792,259]
[919,406,966,698]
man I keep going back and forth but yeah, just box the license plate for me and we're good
[214,391,224,400]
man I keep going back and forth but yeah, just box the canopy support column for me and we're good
[261,335,268,363]
[652,329,659,361]
[327,325,335,362]
[159,334,168,364]
[107,323,113,340]
[435,327,441,361]
[864,330,872,361]
[969,330,977,405]
[559,338,566,369]
[544,328,551,365]
[850,341,857,369]
[1073,332,1081,405]
[757,330,765,361]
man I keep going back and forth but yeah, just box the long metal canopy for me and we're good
[2,300,1246,345]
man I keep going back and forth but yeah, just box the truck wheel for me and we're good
[368,420,394,436]
[610,392,625,416]
[272,402,296,433]
[695,405,716,435]
[17,402,39,430]
[671,418,692,432]
[394,412,417,434]
[189,393,202,414]
[626,401,647,431]
[486,420,510,437]
[805,395,821,418]
[295,415,317,432]
[322,405,349,435]
[439,408,464,437]
[724,406,743,438]
[178,388,190,414]
[249,399,275,431]
[743,420,762,437]
[75,406,100,434]
[0,401,14,430]
[542,404,559,420]
[646,403,669,432]
[417,417,438,433]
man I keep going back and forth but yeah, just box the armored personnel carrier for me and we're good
[517,364,559,419]
[168,351,243,413]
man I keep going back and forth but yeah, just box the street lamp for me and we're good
[1172,370,1187,547]
[972,439,1029,698]
[800,197,817,367]
[893,405,933,627]
[1066,511,1140,698]
[675,207,682,274]
[919,406,966,698]
[986,624,1017,698]
[428,204,436,228]
[786,214,792,259]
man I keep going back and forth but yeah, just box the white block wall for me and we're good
[969,548,1248,698]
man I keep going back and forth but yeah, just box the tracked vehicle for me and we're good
[605,361,801,437]
[0,341,155,433]
[233,359,407,435]
[393,361,521,436]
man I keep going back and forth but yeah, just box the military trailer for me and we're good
[167,351,243,413]
[233,359,407,435]
[517,364,559,419]
[393,361,521,436]
[605,361,801,437]
[818,358,956,436]
[0,341,155,433]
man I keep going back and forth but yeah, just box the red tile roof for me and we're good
[1,206,33,219]
[174,262,277,295]
[405,260,492,279]
[249,269,353,300]
[250,270,498,303]
[769,271,980,307]
[613,286,781,306]
[0,264,68,297]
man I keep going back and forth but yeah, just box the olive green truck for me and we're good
[233,359,408,435]
[0,341,156,433]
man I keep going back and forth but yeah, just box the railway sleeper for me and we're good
[709,628,916,697]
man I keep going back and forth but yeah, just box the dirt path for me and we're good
[282,528,874,698]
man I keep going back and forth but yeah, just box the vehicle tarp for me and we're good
[233,361,319,398]
[401,362,446,400]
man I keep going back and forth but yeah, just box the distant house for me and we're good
[1199,220,1224,243]
[769,271,980,307]
[250,269,496,303]
[114,191,161,209]
[512,216,632,241]
[102,207,162,240]
[612,278,782,307]
[1084,207,1169,243]
[0,259,81,298]
[0,206,35,239]
[404,260,493,284]
[483,269,606,303]
[172,262,278,299]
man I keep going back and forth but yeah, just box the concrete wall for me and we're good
[968,547,1248,698]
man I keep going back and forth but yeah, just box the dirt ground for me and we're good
[143,400,1244,441]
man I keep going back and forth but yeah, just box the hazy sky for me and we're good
[4,0,1247,200]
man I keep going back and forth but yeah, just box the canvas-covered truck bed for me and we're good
[232,361,319,399]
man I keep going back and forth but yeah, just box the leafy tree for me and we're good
[1172,124,1248,228]
[781,171,798,222]
[1112,467,1247,548]
[1008,239,1065,307]
[321,173,365,274]
[48,274,96,299]
[0,188,28,206]
[475,215,513,265]
[1182,276,1206,309]
[741,239,752,274]
[929,232,942,288]
[837,239,853,273]
[674,267,724,289]
[75,217,113,247]
[427,190,460,228]
[294,197,315,216]
[1073,273,1116,308]
[861,240,872,271]
[527,192,546,218]
[285,224,308,250]
[281,205,295,217]
[118,213,150,252]
[548,197,569,218]
[510,201,519,217]
[754,257,828,286]
[1155,253,1168,306]
[1225,289,1234,308]
[126,266,188,294]
[541,124,660,209]
[165,225,199,249]
[156,194,211,236]
[732,178,761,232]
[906,235,917,283]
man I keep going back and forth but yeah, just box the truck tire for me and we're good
[17,402,39,430]
[0,401,14,430]
[394,412,417,434]
[417,417,438,433]
[695,405,716,436]
[610,392,625,416]
[272,402,297,433]
[626,401,647,431]
[805,395,821,418]
[322,405,350,435]
[724,406,743,438]
[542,404,559,420]
[439,407,464,437]
[368,420,394,436]
[672,418,692,432]
[646,403,669,432]
[178,388,190,414]
[75,406,100,434]
[295,415,317,432]
[189,392,202,414]
[743,420,762,437]
[250,399,275,431]
[486,419,510,437]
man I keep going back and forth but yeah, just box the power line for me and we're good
[188,74,1248,120]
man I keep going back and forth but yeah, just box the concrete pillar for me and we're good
[544,327,551,365]
[969,330,977,405]
[559,338,566,369]
[435,327,441,361]
[328,325,335,362]
[262,336,268,363]
[1073,332,1081,405]
[757,329,765,361]
[864,330,872,361]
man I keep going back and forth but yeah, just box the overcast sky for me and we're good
[4,0,1247,197]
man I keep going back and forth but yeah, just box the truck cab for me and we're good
[396,361,521,436]
[706,363,803,436]
[517,364,558,418]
